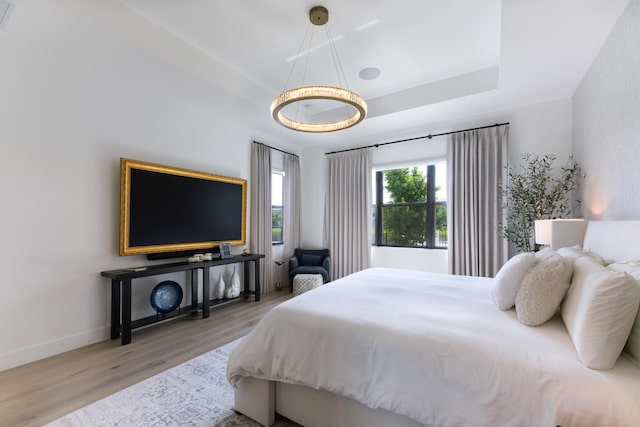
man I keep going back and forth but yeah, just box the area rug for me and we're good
[46,338,297,427]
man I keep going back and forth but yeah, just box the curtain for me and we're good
[447,125,509,277]
[324,148,372,280]
[283,153,301,286]
[250,143,273,294]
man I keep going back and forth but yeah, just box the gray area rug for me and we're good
[46,338,297,427]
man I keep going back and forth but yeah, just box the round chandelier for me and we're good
[270,6,367,133]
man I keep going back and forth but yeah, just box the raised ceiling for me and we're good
[119,0,630,149]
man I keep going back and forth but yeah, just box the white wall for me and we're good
[572,0,640,220]
[300,98,574,273]
[0,1,292,371]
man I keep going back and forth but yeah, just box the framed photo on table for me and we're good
[219,242,233,259]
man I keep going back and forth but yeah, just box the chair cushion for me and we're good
[301,254,322,266]
[292,266,329,281]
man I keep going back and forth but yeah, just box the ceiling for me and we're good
[118,0,629,150]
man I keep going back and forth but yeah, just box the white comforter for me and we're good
[227,268,640,427]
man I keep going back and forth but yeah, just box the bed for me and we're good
[227,221,640,426]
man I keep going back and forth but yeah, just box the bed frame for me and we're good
[233,220,640,426]
[235,377,423,427]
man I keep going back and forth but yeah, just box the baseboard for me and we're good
[0,326,110,372]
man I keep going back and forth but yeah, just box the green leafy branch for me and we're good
[498,153,582,252]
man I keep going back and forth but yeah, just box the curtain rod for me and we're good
[253,140,299,158]
[324,122,510,155]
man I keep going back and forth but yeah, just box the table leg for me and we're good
[110,279,121,340]
[190,269,198,314]
[243,261,250,299]
[121,279,132,345]
[254,258,261,302]
[202,267,210,318]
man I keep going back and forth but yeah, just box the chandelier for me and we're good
[270,6,367,133]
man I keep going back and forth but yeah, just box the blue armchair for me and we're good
[289,248,331,286]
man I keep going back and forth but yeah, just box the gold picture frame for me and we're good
[119,158,247,256]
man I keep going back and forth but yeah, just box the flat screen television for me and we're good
[119,158,247,257]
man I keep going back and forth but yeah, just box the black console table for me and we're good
[102,254,264,345]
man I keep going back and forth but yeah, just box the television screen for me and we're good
[119,158,246,256]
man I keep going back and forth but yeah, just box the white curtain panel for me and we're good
[283,153,301,286]
[447,125,509,277]
[250,143,273,294]
[324,148,372,280]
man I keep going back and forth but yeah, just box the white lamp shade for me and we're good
[534,219,587,249]
[535,220,553,245]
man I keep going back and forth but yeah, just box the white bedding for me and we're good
[227,268,640,426]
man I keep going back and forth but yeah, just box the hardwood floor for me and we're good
[0,290,292,426]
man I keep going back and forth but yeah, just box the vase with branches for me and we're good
[498,153,582,253]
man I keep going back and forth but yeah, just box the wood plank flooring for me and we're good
[0,290,292,426]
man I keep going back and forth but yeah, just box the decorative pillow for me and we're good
[515,253,572,326]
[607,260,640,279]
[491,252,538,311]
[607,260,640,364]
[301,254,322,266]
[557,245,606,265]
[535,247,557,260]
[561,257,640,370]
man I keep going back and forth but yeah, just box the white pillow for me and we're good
[491,252,538,311]
[607,259,640,279]
[515,253,572,326]
[561,257,640,370]
[607,260,640,363]
[535,247,556,260]
[557,245,606,265]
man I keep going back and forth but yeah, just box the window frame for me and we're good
[373,163,447,249]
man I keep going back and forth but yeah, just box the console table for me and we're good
[102,254,264,345]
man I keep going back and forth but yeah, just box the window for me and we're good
[373,162,447,249]
[271,171,284,245]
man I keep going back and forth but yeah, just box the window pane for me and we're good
[271,173,283,205]
[371,208,376,245]
[435,162,447,202]
[383,167,427,203]
[272,206,283,243]
[381,203,427,246]
[434,162,447,248]
[272,172,284,244]
[435,202,447,248]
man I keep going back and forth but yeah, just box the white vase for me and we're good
[227,266,241,298]
[216,273,225,299]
